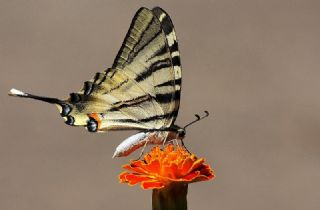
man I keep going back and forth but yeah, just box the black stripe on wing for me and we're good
[109,94,151,111]
[156,78,181,88]
[114,110,179,124]
[135,58,172,82]
[156,90,181,104]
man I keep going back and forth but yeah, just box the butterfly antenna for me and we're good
[8,88,63,105]
[183,111,209,129]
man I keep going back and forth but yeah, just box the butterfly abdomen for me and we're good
[113,130,183,158]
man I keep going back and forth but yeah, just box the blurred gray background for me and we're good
[1,0,320,209]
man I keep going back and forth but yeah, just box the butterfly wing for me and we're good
[8,7,185,162]
[51,7,182,132]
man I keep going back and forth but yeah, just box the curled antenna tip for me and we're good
[8,88,26,97]
[183,111,210,129]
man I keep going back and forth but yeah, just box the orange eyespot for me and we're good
[88,113,102,130]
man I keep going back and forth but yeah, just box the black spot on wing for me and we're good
[87,117,98,132]
[171,56,181,67]
[169,41,178,52]
[69,93,81,103]
[84,81,93,95]
[174,78,182,85]
[65,116,75,126]
[60,104,72,117]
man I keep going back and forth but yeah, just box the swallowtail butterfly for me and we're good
[9,7,206,157]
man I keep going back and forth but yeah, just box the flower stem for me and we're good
[152,183,188,210]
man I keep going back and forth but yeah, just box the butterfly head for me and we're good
[177,127,186,138]
[168,125,185,139]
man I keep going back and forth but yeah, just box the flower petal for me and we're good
[119,172,154,185]
[187,158,205,173]
[143,159,161,174]
[119,172,130,183]
[163,163,179,179]
[142,181,165,189]
[183,171,201,181]
[180,157,194,175]
[122,163,149,174]
[192,174,215,182]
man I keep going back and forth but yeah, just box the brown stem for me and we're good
[152,183,188,210]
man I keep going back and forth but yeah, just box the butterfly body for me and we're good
[9,7,183,157]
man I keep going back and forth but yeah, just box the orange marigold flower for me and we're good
[119,144,215,189]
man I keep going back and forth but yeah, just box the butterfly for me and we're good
[9,7,208,157]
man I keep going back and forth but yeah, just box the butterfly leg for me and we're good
[173,132,190,153]
[136,139,149,160]
[162,139,167,150]
[163,139,176,147]
[181,139,191,154]
[162,132,171,148]
[161,136,176,148]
